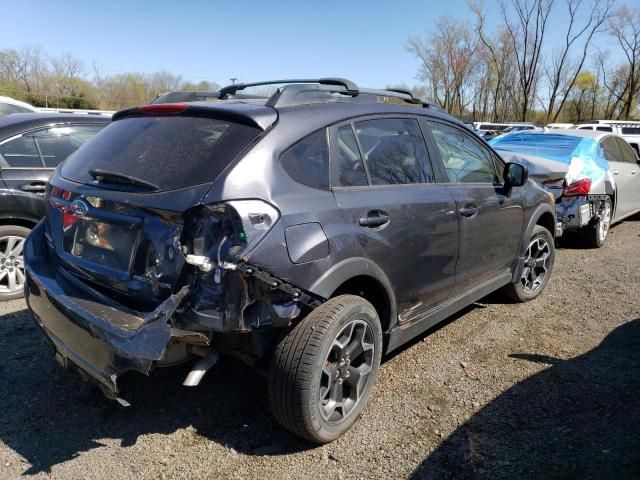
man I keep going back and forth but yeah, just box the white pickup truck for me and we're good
[573,121,640,156]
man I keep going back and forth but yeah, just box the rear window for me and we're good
[490,133,584,163]
[61,116,261,191]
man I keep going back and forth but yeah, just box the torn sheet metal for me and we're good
[25,222,199,398]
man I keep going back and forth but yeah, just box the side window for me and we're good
[281,129,330,190]
[34,125,104,168]
[0,136,42,167]
[596,126,613,132]
[613,137,638,164]
[428,121,500,184]
[333,125,368,187]
[601,137,621,163]
[352,118,434,185]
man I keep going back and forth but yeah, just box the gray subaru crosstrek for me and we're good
[24,79,556,443]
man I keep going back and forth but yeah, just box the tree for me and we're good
[407,16,481,117]
[544,0,613,121]
[568,70,597,121]
[471,2,519,121]
[500,0,554,121]
[607,5,640,119]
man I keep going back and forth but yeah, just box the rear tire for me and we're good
[0,225,30,301]
[504,225,554,302]
[268,295,382,443]
[580,197,612,248]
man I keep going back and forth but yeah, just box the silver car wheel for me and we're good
[598,201,612,243]
[319,319,375,423]
[0,235,26,294]
[520,236,551,295]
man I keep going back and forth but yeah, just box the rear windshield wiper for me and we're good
[88,169,159,190]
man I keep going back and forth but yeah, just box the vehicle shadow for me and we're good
[556,211,640,250]
[0,307,312,475]
[411,318,640,480]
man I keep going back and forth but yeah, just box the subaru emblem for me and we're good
[70,199,90,217]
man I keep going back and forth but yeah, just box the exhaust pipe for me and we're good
[183,347,219,387]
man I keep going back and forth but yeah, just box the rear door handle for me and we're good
[459,205,478,217]
[358,211,390,228]
[613,170,620,175]
[20,182,46,192]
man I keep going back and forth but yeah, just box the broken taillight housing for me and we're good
[226,200,279,256]
[188,200,279,269]
[563,178,592,197]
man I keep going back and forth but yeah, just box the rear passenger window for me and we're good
[35,126,104,167]
[281,129,330,190]
[334,125,368,187]
[601,137,621,163]
[0,136,42,167]
[613,137,638,163]
[353,118,433,185]
[428,122,500,184]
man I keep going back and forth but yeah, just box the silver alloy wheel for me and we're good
[520,236,551,295]
[0,235,26,294]
[319,319,375,423]
[598,201,612,243]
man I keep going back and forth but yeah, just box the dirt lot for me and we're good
[1,217,639,480]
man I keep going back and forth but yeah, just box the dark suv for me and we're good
[25,79,556,443]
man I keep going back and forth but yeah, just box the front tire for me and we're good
[268,295,382,443]
[0,225,30,301]
[504,225,555,302]
[580,197,612,248]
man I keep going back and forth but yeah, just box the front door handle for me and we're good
[459,204,478,217]
[359,211,390,228]
[20,182,46,192]
[613,170,620,175]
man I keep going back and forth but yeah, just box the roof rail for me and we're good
[358,87,443,110]
[218,78,359,99]
[152,79,444,111]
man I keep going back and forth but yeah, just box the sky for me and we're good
[0,0,624,89]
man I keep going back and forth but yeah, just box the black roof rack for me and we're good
[217,78,359,99]
[152,78,443,111]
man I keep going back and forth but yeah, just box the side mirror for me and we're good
[503,162,528,188]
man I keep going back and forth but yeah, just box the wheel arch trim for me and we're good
[308,257,398,331]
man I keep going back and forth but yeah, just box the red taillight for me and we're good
[137,103,188,114]
[563,178,592,197]
[50,186,71,200]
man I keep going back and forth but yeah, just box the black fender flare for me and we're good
[512,203,556,282]
[308,257,398,331]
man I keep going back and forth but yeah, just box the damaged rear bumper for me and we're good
[24,221,203,399]
[556,194,609,232]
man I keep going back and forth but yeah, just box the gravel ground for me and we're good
[1,217,639,480]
